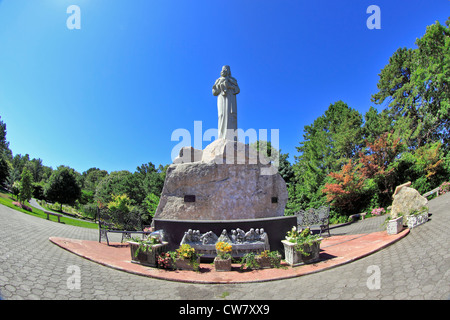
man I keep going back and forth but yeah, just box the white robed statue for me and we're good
[212,65,240,141]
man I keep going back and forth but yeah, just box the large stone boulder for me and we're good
[154,139,288,220]
[390,187,428,219]
[173,146,203,164]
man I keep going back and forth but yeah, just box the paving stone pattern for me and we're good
[0,193,449,300]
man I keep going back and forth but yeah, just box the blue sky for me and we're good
[0,0,448,174]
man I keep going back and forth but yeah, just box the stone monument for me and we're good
[390,186,428,219]
[152,66,295,254]
[180,228,270,259]
[212,65,240,141]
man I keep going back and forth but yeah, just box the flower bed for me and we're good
[12,201,33,212]
[157,244,202,271]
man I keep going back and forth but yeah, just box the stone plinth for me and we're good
[154,139,288,221]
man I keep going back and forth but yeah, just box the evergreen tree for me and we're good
[18,167,33,204]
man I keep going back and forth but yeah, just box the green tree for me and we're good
[362,106,393,144]
[0,155,10,188]
[11,154,30,176]
[18,167,33,204]
[24,158,45,183]
[396,142,448,194]
[0,116,12,187]
[0,116,12,158]
[143,193,160,221]
[44,166,81,211]
[11,181,20,200]
[95,170,144,206]
[135,162,166,197]
[412,19,450,148]
[250,140,294,185]
[290,101,363,211]
[107,193,132,213]
[372,19,450,150]
[83,167,108,193]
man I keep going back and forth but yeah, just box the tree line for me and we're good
[0,128,167,224]
[285,18,450,221]
[0,18,448,224]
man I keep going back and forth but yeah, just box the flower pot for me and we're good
[175,257,201,271]
[386,216,403,235]
[128,241,168,267]
[214,257,232,272]
[406,212,429,229]
[256,255,282,269]
[282,239,321,266]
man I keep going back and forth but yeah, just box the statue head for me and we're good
[221,65,230,77]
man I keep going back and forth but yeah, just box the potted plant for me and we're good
[256,250,282,269]
[383,215,404,235]
[214,241,232,272]
[157,251,177,270]
[239,252,261,270]
[405,206,429,229]
[173,244,202,271]
[128,235,168,267]
[282,226,322,266]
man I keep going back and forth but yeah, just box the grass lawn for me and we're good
[0,192,98,229]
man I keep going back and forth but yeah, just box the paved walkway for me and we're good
[0,193,449,300]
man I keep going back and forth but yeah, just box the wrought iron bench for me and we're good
[97,207,151,246]
[295,206,331,237]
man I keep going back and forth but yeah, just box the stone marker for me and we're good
[390,187,428,219]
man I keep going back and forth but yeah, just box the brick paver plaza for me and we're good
[0,193,449,300]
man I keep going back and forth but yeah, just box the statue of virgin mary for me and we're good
[212,65,240,141]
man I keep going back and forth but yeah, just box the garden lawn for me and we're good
[0,192,98,229]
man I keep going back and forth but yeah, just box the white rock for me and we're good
[390,187,428,219]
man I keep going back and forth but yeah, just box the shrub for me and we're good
[371,207,386,216]
[439,181,450,195]
[12,201,32,212]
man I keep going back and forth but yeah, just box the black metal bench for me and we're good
[295,206,331,237]
[97,207,151,246]
[44,211,63,223]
